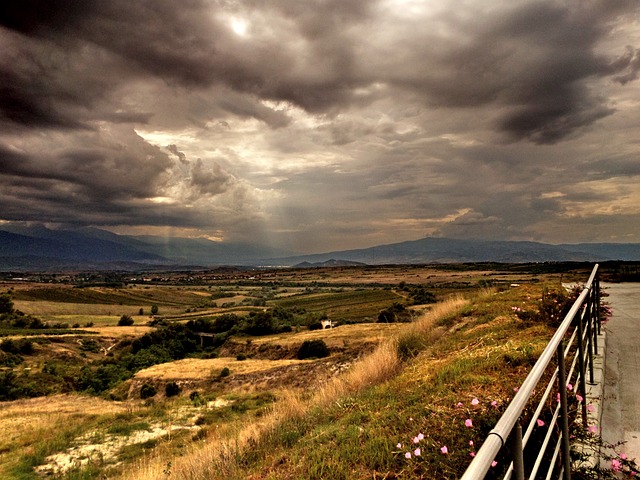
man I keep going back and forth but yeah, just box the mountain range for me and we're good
[1,224,639,271]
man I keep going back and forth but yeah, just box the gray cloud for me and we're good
[0,0,639,250]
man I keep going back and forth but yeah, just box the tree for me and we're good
[151,305,159,315]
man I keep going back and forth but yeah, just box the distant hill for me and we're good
[266,237,640,266]
[292,259,368,268]
[1,224,639,271]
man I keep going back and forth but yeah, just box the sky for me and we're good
[1,0,639,254]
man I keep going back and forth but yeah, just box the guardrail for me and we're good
[461,264,601,480]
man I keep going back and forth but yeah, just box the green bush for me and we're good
[165,381,181,397]
[140,383,157,399]
[118,315,134,326]
[296,339,330,360]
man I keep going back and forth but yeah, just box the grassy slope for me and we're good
[118,283,560,480]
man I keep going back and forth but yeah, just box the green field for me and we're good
[271,288,402,321]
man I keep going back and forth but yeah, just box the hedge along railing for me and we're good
[461,264,601,480]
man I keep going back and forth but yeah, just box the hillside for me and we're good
[1,224,640,270]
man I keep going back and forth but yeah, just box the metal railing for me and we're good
[461,264,601,480]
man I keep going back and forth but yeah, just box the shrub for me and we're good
[140,383,157,399]
[118,315,134,326]
[297,339,330,360]
[219,367,231,378]
[0,294,13,314]
[151,305,159,315]
[165,381,181,397]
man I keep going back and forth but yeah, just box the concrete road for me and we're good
[601,282,640,462]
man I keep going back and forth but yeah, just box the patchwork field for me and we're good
[0,263,597,479]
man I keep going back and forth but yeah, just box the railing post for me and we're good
[590,289,598,352]
[558,341,572,480]
[576,310,589,427]
[595,275,601,334]
[586,300,595,384]
[511,422,525,480]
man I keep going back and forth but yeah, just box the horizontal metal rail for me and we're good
[461,264,600,480]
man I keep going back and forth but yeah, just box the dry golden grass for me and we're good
[134,357,306,380]
[84,325,155,337]
[0,394,128,477]
[117,296,470,480]
[242,322,405,347]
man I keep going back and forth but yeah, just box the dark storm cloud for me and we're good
[2,0,638,138]
[1,0,639,247]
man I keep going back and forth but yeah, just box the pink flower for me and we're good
[469,440,474,446]
[491,461,498,467]
[465,419,473,428]
[405,452,411,459]
[413,437,420,444]
[414,448,421,456]
[631,472,636,477]
[491,400,498,408]
[537,419,545,427]
[470,452,476,457]
[612,459,621,472]
[456,402,463,408]
[514,387,519,393]
[620,453,628,460]
[471,398,479,406]
[441,446,448,454]
[567,383,573,391]
[397,443,402,449]
[588,425,598,434]
[557,393,561,402]
[587,404,595,412]
[576,394,584,403]
[417,433,424,441]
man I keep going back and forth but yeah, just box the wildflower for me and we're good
[587,404,595,412]
[469,440,474,446]
[441,446,448,454]
[405,452,411,459]
[514,387,519,393]
[414,448,421,456]
[576,394,583,403]
[588,425,598,434]
[621,453,628,460]
[556,393,561,402]
[491,461,498,467]
[491,400,498,408]
[456,402,463,408]
[537,419,545,427]
[471,398,479,406]
[397,443,402,449]
[470,452,476,457]
[417,433,424,441]
[465,419,473,428]
[612,459,621,472]
[567,383,573,391]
